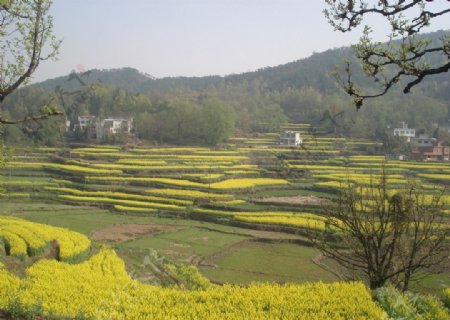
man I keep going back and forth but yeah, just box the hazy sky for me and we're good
[32,0,450,82]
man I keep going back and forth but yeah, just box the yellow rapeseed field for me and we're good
[46,187,192,206]
[145,188,232,200]
[209,178,289,189]
[0,216,90,261]
[0,248,386,319]
[114,205,157,213]
[235,215,327,231]
[58,195,185,211]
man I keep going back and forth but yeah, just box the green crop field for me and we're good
[201,241,338,284]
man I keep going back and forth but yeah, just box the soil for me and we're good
[90,224,181,242]
[253,195,331,205]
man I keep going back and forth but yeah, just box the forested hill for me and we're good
[33,29,450,98]
[34,67,159,92]
[32,48,350,94]
[5,29,448,146]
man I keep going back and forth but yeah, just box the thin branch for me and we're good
[0,110,63,124]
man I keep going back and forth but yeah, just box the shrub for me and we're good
[375,286,450,320]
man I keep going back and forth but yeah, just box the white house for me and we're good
[96,118,133,140]
[393,122,415,141]
[280,131,302,146]
[77,115,96,130]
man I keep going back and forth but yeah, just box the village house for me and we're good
[279,131,302,147]
[75,115,97,139]
[77,115,96,130]
[393,122,415,142]
[69,115,133,141]
[411,134,436,148]
[411,135,450,161]
[96,118,133,140]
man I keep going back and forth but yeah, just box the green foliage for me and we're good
[0,0,60,102]
[251,103,286,132]
[165,263,212,290]
[7,298,44,320]
[199,98,235,145]
[375,286,450,320]
[444,289,450,309]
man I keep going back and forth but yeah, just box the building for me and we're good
[411,134,436,148]
[412,139,450,161]
[96,118,133,140]
[279,131,302,147]
[393,122,415,141]
[74,115,97,139]
[77,115,96,130]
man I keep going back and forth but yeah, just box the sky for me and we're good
[32,0,450,82]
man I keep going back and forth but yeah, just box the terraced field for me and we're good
[1,125,450,319]
[1,132,450,295]
[4,141,450,238]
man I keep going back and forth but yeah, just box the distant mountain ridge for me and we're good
[32,29,450,99]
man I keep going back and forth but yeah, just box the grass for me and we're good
[119,227,250,259]
[0,201,138,235]
[201,241,338,284]
[409,272,450,297]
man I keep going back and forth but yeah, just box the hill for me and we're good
[35,67,156,92]
[2,29,448,146]
[32,29,450,98]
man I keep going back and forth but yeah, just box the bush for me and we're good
[375,286,450,320]
[165,263,212,290]
[443,288,450,309]
[7,298,43,320]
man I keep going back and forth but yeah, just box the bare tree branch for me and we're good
[310,173,449,290]
[0,109,63,124]
[325,0,450,108]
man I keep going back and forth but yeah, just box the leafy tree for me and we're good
[35,117,63,146]
[281,87,324,122]
[156,100,200,144]
[314,174,449,291]
[382,133,410,155]
[134,111,154,140]
[324,0,450,108]
[0,0,61,123]
[199,99,235,146]
[251,103,287,133]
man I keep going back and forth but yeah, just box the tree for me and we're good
[314,173,449,291]
[199,98,235,146]
[0,0,61,123]
[324,1,450,108]
[251,103,286,133]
